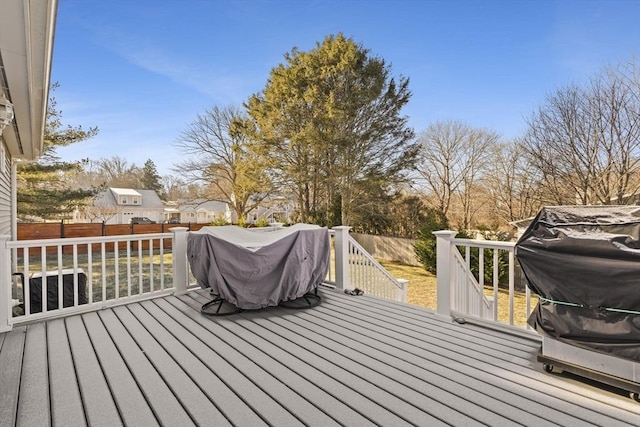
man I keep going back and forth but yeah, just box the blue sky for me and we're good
[52,0,640,176]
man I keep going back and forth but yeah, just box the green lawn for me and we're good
[14,250,176,308]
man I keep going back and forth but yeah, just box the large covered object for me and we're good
[515,206,640,365]
[187,224,330,310]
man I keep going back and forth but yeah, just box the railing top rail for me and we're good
[7,232,174,248]
[451,238,516,250]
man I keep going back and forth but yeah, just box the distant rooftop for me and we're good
[110,188,142,197]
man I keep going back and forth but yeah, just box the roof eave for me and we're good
[0,0,58,161]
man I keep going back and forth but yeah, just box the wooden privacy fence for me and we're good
[16,223,209,255]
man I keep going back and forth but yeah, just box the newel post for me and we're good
[433,230,458,318]
[0,235,13,332]
[333,226,351,292]
[170,227,189,295]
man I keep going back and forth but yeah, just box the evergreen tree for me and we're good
[140,159,163,193]
[413,209,450,274]
[17,83,99,220]
[246,33,417,226]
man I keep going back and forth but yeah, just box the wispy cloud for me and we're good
[89,23,251,102]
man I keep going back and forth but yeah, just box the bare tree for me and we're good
[173,105,271,222]
[521,59,640,205]
[82,156,142,188]
[485,142,543,223]
[416,120,498,229]
[81,198,118,223]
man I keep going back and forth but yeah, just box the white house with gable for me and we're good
[78,187,165,224]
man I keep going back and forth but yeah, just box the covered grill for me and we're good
[515,206,640,399]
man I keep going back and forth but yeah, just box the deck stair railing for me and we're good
[434,230,535,333]
[450,243,494,319]
[327,227,408,303]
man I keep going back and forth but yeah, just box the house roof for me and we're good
[1,288,638,425]
[110,188,142,197]
[95,188,164,209]
[179,199,228,212]
[0,0,57,161]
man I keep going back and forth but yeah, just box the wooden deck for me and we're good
[1,288,638,427]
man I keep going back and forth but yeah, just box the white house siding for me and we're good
[0,141,11,236]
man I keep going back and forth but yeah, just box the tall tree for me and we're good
[485,142,542,223]
[17,83,99,220]
[90,156,141,188]
[173,105,271,222]
[416,120,498,229]
[140,159,163,193]
[521,59,640,205]
[246,33,418,226]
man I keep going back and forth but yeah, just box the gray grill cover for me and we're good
[187,224,330,309]
[515,206,640,362]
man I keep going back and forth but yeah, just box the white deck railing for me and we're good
[1,231,180,327]
[434,230,536,334]
[0,226,407,331]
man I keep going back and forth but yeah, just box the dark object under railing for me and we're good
[15,270,89,314]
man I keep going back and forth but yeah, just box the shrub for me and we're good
[254,217,271,228]
[210,217,229,226]
[414,209,450,274]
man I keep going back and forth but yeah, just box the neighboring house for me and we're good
[163,200,180,223]
[178,199,232,224]
[0,1,57,237]
[246,195,294,225]
[509,217,535,239]
[77,187,165,224]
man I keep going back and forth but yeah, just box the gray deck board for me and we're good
[65,315,123,427]
[1,288,639,427]
[79,312,158,426]
[125,303,268,426]
[47,319,86,427]
[97,309,196,427]
[137,299,303,426]
[152,297,342,427]
[324,292,640,426]
[16,323,49,427]
[165,295,374,427]
[0,326,25,427]
[110,305,230,427]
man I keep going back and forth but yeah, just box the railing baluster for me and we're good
[57,245,63,310]
[40,246,47,312]
[73,244,79,307]
[138,240,143,294]
[127,240,131,296]
[115,241,120,299]
[493,249,499,322]
[509,251,515,325]
[24,247,31,316]
[87,243,93,304]
[101,241,107,301]
[149,238,154,292]
[159,237,164,290]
